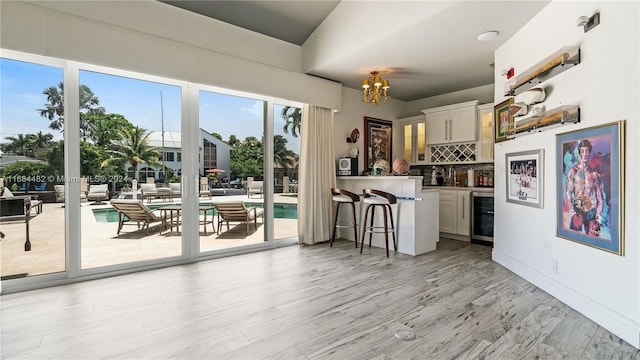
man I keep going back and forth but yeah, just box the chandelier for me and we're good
[362,71,390,104]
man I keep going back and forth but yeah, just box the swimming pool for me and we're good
[92,202,298,222]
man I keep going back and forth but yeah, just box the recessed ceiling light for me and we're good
[477,31,499,41]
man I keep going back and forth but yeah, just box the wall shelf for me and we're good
[504,46,580,96]
[511,105,580,135]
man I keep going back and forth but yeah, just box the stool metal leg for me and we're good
[330,202,341,247]
[350,202,358,248]
[382,206,390,257]
[386,204,397,251]
[360,204,372,253]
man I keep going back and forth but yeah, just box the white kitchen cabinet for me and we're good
[423,100,480,144]
[456,191,471,236]
[397,115,427,164]
[476,103,494,163]
[439,189,471,237]
[439,190,458,233]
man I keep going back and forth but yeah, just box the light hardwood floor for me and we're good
[2,239,639,359]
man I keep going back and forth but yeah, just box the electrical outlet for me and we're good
[552,259,559,274]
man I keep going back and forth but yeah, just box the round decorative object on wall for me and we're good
[372,159,390,176]
[350,128,360,143]
[392,158,410,175]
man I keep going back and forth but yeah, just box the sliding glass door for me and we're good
[0,56,67,281]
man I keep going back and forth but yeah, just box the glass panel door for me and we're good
[198,90,266,252]
[0,58,66,279]
[78,70,183,269]
[273,103,300,241]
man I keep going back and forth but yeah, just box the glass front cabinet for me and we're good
[476,103,494,163]
[398,115,427,164]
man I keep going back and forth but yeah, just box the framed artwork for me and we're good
[505,149,544,208]
[494,98,514,143]
[556,121,625,255]
[364,117,392,171]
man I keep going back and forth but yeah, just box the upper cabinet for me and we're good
[476,103,494,163]
[423,100,480,144]
[397,115,427,165]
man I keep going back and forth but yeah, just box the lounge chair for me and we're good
[33,182,47,191]
[229,177,243,189]
[110,199,172,235]
[87,184,109,204]
[247,181,263,198]
[214,201,264,235]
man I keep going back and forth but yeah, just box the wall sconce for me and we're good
[577,12,600,33]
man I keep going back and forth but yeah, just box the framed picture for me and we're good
[494,98,514,143]
[505,149,544,208]
[556,121,625,255]
[364,116,392,171]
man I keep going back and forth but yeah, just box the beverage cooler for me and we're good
[471,192,494,243]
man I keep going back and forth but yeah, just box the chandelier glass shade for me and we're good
[362,71,390,104]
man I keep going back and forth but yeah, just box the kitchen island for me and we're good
[336,176,439,256]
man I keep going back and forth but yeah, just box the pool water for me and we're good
[92,202,298,222]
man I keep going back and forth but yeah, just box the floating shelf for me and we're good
[511,105,580,135]
[504,46,580,96]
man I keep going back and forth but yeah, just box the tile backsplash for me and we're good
[412,163,494,187]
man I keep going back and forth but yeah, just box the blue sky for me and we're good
[1,58,299,151]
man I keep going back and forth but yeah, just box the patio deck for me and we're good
[1,194,298,279]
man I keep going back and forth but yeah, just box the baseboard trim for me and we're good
[492,248,640,349]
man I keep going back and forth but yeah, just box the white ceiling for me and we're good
[161,1,550,102]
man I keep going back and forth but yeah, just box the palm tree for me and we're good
[38,82,105,133]
[281,106,302,137]
[2,134,32,156]
[101,126,162,179]
[30,131,53,150]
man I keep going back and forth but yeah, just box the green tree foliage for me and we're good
[1,131,54,159]
[85,113,134,148]
[281,106,302,137]
[230,136,263,179]
[101,126,162,180]
[210,132,223,141]
[38,82,105,133]
[227,135,241,148]
[274,135,296,176]
[1,161,57,181]
[46,140,65,176]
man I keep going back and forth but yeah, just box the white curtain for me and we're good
[298,105,336,245]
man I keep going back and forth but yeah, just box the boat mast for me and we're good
[160,91,165,182]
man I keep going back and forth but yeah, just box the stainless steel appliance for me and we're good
[472,192,494,243]
[337,157,358,176]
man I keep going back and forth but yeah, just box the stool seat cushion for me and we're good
[363,197,390,205]
[333,194,356,203]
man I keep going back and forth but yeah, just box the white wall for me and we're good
[333,87,405,175]
[0,1,341,110]
[493,1,639,348]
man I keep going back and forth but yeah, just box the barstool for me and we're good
[330,188,360,248]
[360,189,397,257]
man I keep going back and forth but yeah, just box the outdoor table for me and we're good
[157,204,217,235]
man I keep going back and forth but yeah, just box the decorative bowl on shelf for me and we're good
[372,159,390,176]
[392,158,410,175]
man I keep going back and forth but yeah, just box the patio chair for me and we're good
[214,201,264,235]
[33,182,46,191]
[229,177,243,189]
[110,199,171,235]
[54,184,65,203]
[87,184,109,204]
[247,181,263,198]
[169,183,181,199]
[199,177,211,198]
[139,183,158,203]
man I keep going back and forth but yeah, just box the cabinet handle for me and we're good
[446,119,450,140]
[462,196,465,219]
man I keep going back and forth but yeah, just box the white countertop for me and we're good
[422,186,494,193]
